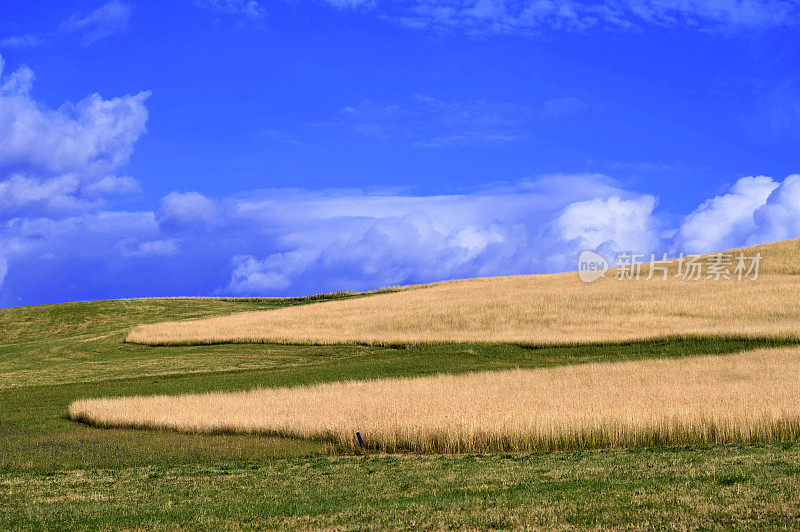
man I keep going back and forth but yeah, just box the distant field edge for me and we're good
[0,285,407,312]
[124,332,800,348]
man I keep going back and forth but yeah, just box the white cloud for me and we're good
[82,175,141,197]
[0,58,34,94]
[1,211,158,265]
[673,176,779,254]
[157,192,219,229]
[555,195,661,257]
[749,174,800,244]
[0,51,797,304]
[0,89,150,179]
[1,1,131,50]
[334,94,587,148]
[0,175,95,218]
[336,95,528,146]
[5,168,800,305]
[216,174,658,294]
[196,0,266,18]
[323,0,800,34]
[0,55,148,220]
[60,1,132,45]
[118,238,180,257]
[0,173,142,219]
[0,34,42,49]
[212,172,800,296]
[229,250,318,292]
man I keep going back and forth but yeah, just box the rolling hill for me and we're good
[127,239,800,346]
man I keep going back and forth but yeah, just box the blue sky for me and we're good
[0,0,798,306]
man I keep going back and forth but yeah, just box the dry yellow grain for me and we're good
[69,346,800,452]
[126,239,800,346]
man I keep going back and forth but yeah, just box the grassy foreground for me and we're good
[3,296,800,528]
[5,446,800,529]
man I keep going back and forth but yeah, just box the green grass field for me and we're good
[3,297,800,529]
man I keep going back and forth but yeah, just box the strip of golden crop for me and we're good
[69,346,800,452]
[126,239,800,346]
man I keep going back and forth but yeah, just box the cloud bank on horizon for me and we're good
[0,54,798,307]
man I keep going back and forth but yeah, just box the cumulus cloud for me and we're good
[3,172,661,304]
[2,55,800,306]
[0,55,150,305]
[749,175,800,244]
[82,176,141,197]
[673,176,779,254]
[671,173,800,257]
[0,83,150,178]
[229,250,317,292]
[0,175,96,219]
[157,192,219,230]
[0,55,149,220]
[4,168,800,306]
[3,211,158,259]
[0,210,163,305]
[207,174,661,295]
[555,195,660,259]
[0,58,33,94]
[142,172,800,298]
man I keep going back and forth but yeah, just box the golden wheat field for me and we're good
[126,239,800,346]
[69,346,800,452]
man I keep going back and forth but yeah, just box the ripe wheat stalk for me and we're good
[125,240,800,347]
[125,273,800,346]
[70,346,800,453]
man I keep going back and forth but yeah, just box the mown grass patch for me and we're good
[4,446,800,529]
